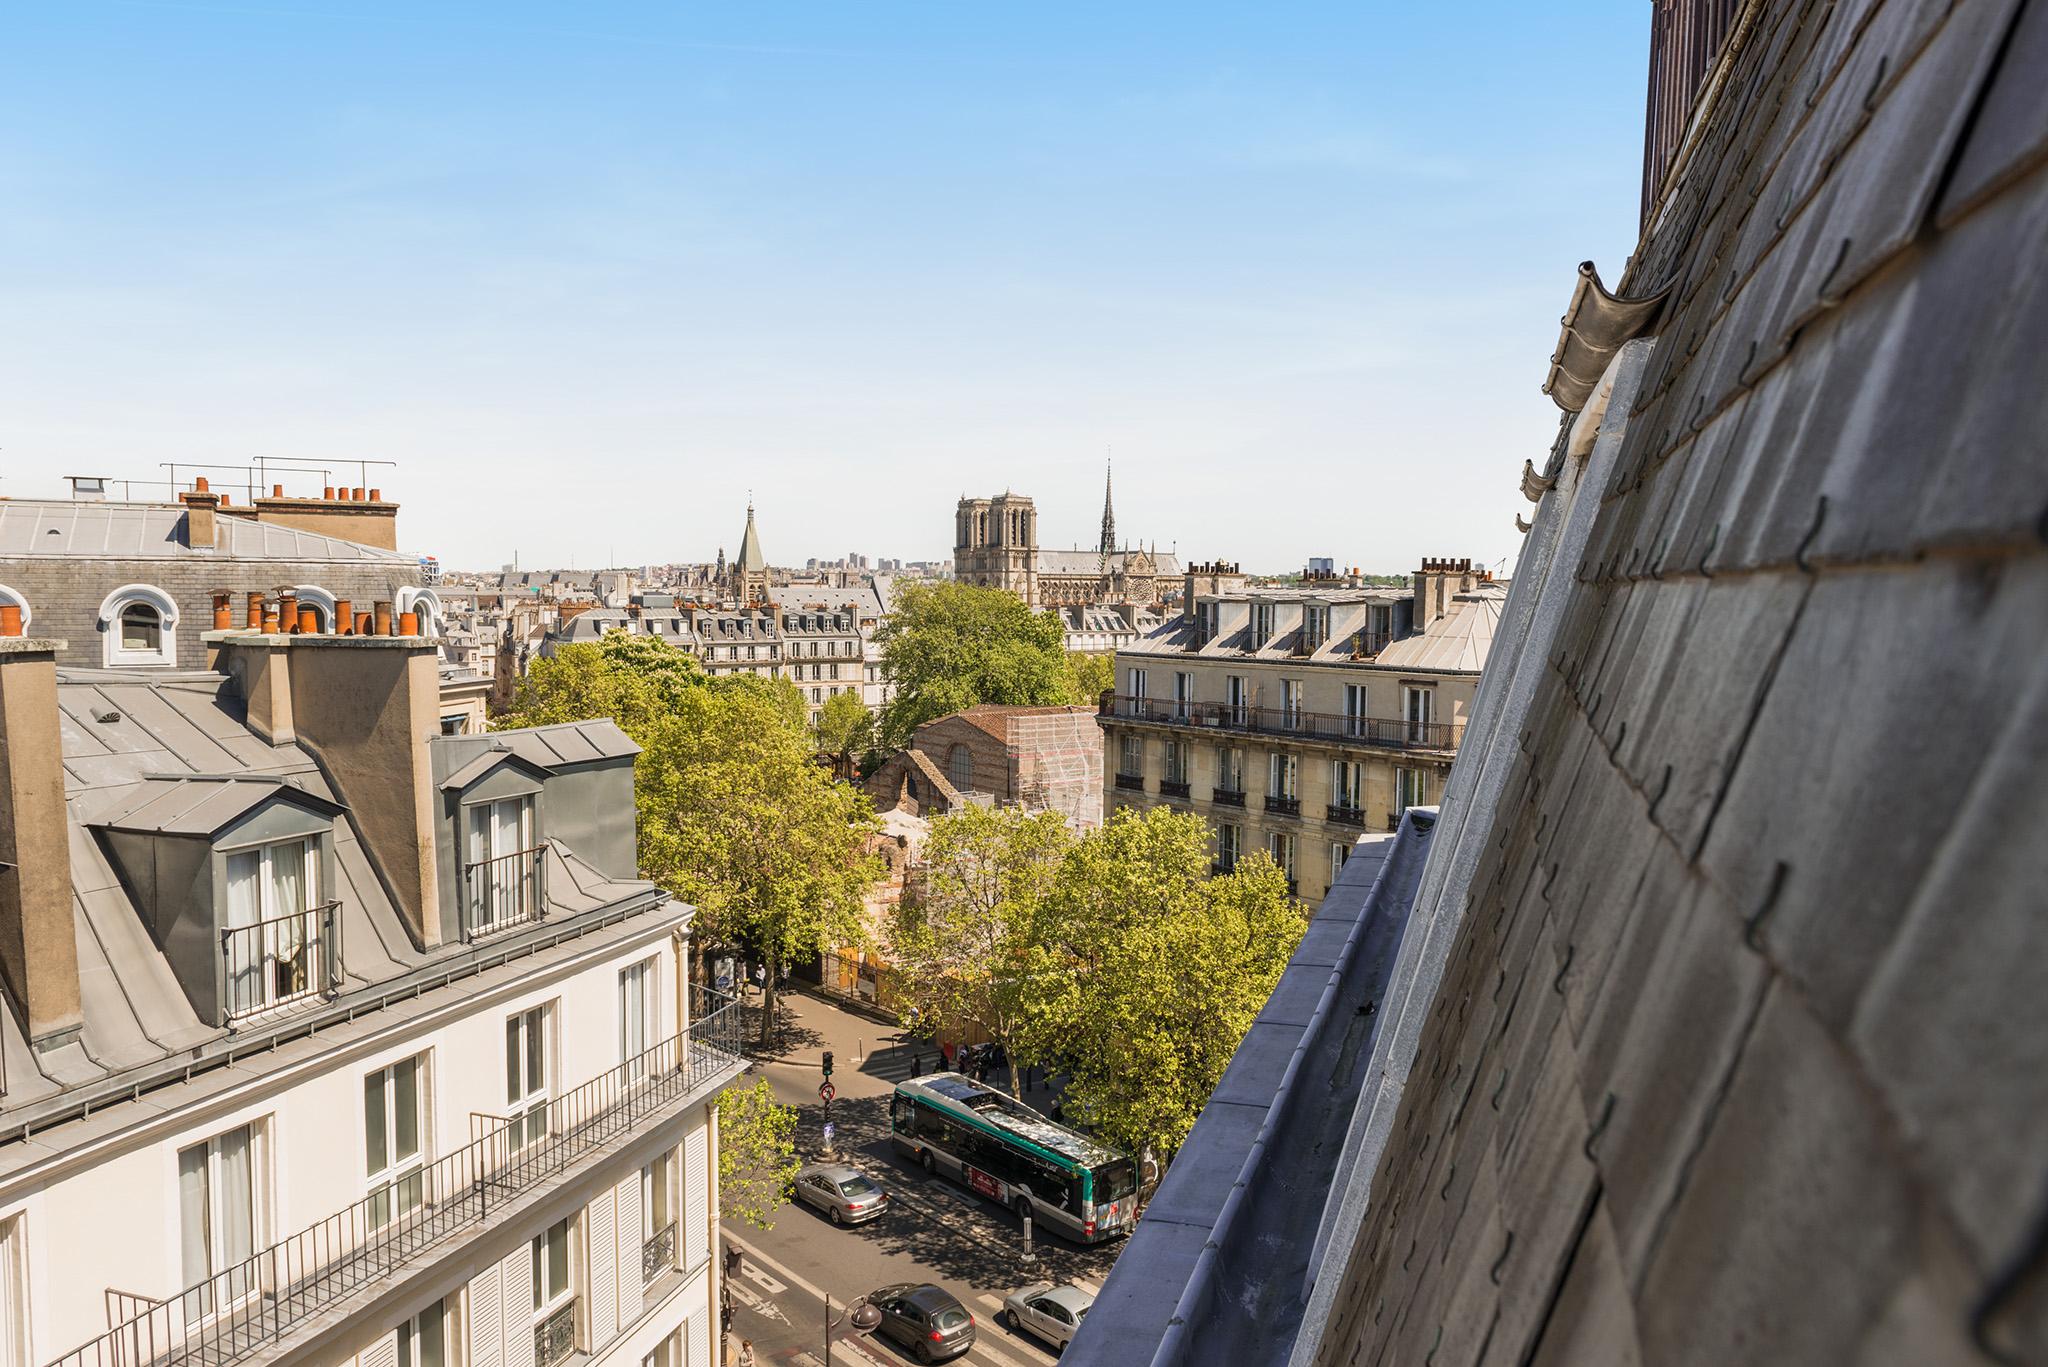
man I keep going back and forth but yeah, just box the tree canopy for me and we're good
[886,806,1076,1096]
[1062,650,1113,706]
[873,583,1069,749]
[813,689,876,779]
[717,1077,799,1230]
[499,630,881,1043]
[1015,808,1306,1159]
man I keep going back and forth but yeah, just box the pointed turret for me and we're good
[1099,462,1117,558]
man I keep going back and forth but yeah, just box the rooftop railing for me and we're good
[1099,695,1456,751]
[50,987,745,1367]
[222,903,342,1024]
[462,845,548,942]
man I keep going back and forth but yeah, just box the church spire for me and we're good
[1099,461,1117,563]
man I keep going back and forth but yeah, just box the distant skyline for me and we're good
[2,2,1648,576]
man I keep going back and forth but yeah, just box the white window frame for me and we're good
[1267,830,1295,880]
[1226,675,1249,725]
[98,583,179,667]
[1270,751,1297,800]
[1344,683,1369,737]
[365,1053,429,1229]
[641,1149,678,1280]
[530,1215,575,1358]
[177,1121,266,1323]
[1173,671,1194,720]
[222,835,323,1018]
[397,1297,450,1367]
[1251,603,1275,641]
[1128,666,1148,701]
[506,1004,553,1150]
[1332,841,1351,884]
[465,795,538,933]
[1164,739,1188,785]
[1397,767,1429,814]
[1282,678,1304,728]
[1333,759,1363,812]
[0,1213,26,1367]
[1215,822,1240,869]
[620,957,657,1076]
[1119,734,1144,779]
[1404,686,1435,743]
[1217,746,1243,793]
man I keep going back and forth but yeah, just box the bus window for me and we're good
[892,1095,915,1132]
[1094,1160,1137,1204]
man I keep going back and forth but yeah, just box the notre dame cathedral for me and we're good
[953,468,1179,608]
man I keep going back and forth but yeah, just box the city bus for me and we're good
[889,1073,1139,1244]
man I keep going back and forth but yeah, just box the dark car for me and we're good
[868,1282,976,1363]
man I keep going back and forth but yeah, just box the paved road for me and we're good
[720,990,1121,1366]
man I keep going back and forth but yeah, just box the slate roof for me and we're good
[1072,2,2048,1363]
[1370,587,1503,674]
[91,772,345,835]
[0,499,414,562]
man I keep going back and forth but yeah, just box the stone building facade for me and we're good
[953,474,1181,609]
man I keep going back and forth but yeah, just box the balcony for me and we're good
[1212,788,1246,808]
[462,844,549,941]
[535,1300,577,1367]
[1114,773,1146,793]
[1100,695,1456,751]
[1159,779,1191,799]
[221,902,343,1023]
[1264,795,1301,817]
[1326,804,1367,828]
[1211,857,1237,876]
[54,988,747,1367]
[642,1222,676,1284]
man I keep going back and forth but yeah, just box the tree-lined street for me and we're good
[723,989,1120,1365]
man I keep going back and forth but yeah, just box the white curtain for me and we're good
[225,851,261,1015]
[217,1126,254,1300]
[270,840,307,997]
[178,1143,210,1287]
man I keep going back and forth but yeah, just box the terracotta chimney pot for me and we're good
[373,602,394,636]
[272,483,284,498]
[355,611,373,636]
[399,611,420,636]
[262,605,282,633]
[0,605,20,637]
[334,598,353,634]
[246,592,265,628]
[212,593,233,630]
[323,486,336,500]
[194,476,210,492]
[352,486,367,501]
[368,487,381,502]
[298,605,319,635]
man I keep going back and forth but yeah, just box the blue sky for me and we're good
[2,2,1647,574]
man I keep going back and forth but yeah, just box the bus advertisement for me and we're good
[889,1073,1138,1244]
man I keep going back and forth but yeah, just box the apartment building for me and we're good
[1098,559,1500,904]
[0,607,744,1367]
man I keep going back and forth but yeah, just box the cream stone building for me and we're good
[1098,559,1500,905]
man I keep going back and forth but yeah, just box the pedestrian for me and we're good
[910,1053,922,1079]
[738,1339,756,1367]
[751,962,766,1000]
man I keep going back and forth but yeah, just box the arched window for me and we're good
[0,583,30,631]
[98,584,180,666]
[945,743,975,793]
[399,586,444,638]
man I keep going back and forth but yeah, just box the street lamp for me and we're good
[825,1293,882,1366]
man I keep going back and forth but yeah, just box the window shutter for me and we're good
[687,1310,711,1367]
[499,1247,535,1367]
[468,1262,504,1367]
[359,1331,399,1367]
[684,1121,710,1269]
[589,1188,618,1345]
[615,1174,644,1324]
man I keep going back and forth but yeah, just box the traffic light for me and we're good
[822,1050,834,1077]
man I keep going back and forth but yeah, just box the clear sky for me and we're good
[2,2,1647,576]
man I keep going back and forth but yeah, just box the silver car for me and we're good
[1002,1282,1094,1350]
[793,1162,889,1225]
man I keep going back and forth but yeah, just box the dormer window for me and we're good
[223,836,334,1018]
[463,795,542,939]
[99,583,180,666]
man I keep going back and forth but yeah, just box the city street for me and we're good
[721,989,1123,1366]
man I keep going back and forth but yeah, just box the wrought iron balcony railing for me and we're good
[1099,695,1456,750]
[51,986,745,1367]
[1264,795,1301,817]
[221,902,343,1023]
[1158,779,1191,798]
[1326,804,1367,828]
[1114,773,1145,793]
[462,844,548,941]
[535,1299,577,1367]
[642,1222,676,1285]
[1211,788,1245,807]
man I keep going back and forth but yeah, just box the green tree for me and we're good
[499,630,878,1045]
[887,806,1076,1096]
[1062,651,1113,706]
[717,1077,800,1230]
[813,689,875,780]
[874,582,1068,749]
[1019,808,1305,1160]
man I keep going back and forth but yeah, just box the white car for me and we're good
[1002,1282,1094,1350]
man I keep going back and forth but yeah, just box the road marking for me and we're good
[728,1279,790,1325]
[963,1330,1054,1367]
[742,1261,789,1295]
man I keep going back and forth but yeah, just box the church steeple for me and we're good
[1098,462,1117,563]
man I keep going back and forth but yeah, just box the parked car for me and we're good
[868,1283,976,1363]
[793,1162,889,1225]
[1002,1282,1094,1350]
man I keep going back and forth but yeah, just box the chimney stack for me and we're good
[180,484,222,550]
[0,638,84,1050]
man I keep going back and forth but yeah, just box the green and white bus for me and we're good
[890,1073,1138,1244]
